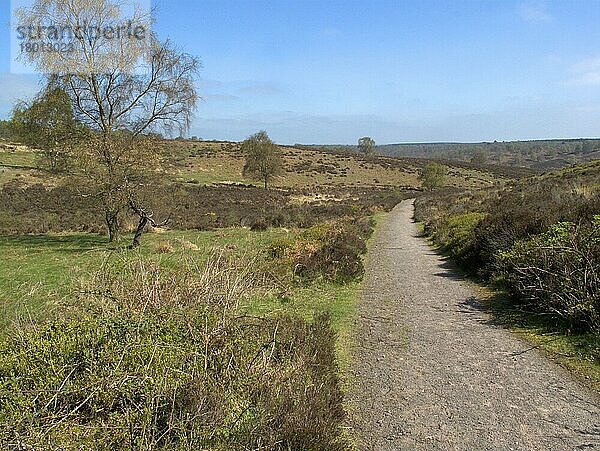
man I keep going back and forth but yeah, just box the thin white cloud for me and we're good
[320,28,343,39]
[567,57,600,86]
[571,57,600,74]
[202,93,239,102]
[570,72,600,86]
[518,1,553,23]
[237,84,284,96]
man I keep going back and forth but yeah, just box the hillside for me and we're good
[160,139,513,190]
[306,138,600,170]
[0,137,519,237]
[2,141,598,448]
[0,137,512,191]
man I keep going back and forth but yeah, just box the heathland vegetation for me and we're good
[0,98,517,447]
[3,114,599,446]
[0,0,378,446]
[0,215,375,448]
[0,25,505,445]
[2,0,600,448]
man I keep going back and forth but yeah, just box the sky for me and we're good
[2,0,600,144]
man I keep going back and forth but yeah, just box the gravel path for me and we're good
[348,199,600,450]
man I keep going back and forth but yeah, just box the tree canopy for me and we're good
[419,162,447,190]
[242,131,282,189]
[15,0,200,244]
[10,86,84,172]
[358,136,375,155]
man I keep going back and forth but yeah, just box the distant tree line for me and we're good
[376,139,600,169]
[300,138,600,170]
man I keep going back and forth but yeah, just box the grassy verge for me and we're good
[0,226,360,336]
[245,281,359,375]
[0,228,290,330]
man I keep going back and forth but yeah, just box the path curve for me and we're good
[348,199,600,450]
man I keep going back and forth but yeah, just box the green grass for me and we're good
[0,227,359,343]
[0,228,278,325]
[0,224,364,429]
[244,281,358,370]
[0,150,38,168]
[0,224,359,449]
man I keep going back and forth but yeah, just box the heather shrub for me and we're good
[433,212,487,268]
[0,254,348,450]
[471,185,600,276]
[270,218,373,283]
[498,218,600,331]
[0,180,409,236]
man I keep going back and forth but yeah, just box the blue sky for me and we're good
[2,0,600,144]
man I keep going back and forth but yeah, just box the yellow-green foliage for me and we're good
[419,162,447,190]
[0,255,348,450]
[434,212,487,263]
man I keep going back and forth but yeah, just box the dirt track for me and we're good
[348,199,600,450]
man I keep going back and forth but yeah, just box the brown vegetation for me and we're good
[0,180,412,236]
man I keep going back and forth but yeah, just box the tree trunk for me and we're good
[106,211,120,243]
[130,216,148,249]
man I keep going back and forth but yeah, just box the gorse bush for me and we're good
[270,218,373,283]
[0,253,348,450]
[431,212,487,267]
[499,218,600,331]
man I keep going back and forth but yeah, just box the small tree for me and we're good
[10,86,83,173]
[358,136,375,155]
[419,162,447,190]
[17,0,200,244]
[242,131,282,189]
